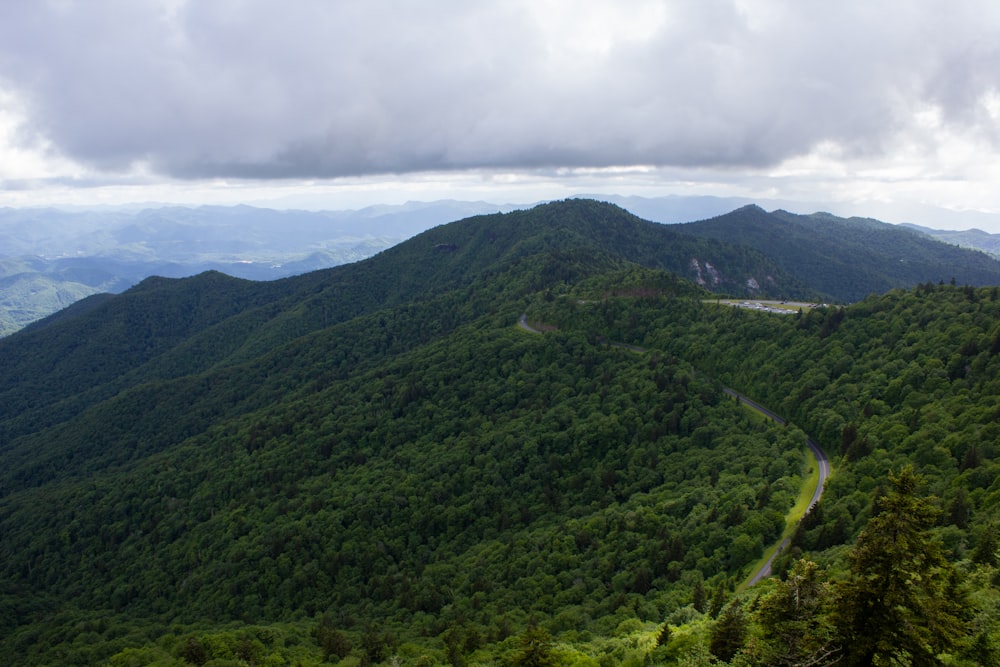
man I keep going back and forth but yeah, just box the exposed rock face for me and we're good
[690,258,723,287]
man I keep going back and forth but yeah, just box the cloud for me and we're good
[0,0,998,182]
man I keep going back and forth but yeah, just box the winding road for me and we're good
[517,314,830,586]
[723,387,830,585]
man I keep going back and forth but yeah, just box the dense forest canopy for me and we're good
[2,200,1000,665]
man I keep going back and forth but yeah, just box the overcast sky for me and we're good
[1,1,999,228]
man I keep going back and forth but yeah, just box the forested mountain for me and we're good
[7,198,1000,337]
[902,222,1000,259]
[0,202,456,336]
[2,199,1000,665]
[677,205,1000,301]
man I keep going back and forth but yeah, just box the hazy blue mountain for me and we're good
[4,197,1000,336]
[0,202,513,335]
[901,222,1000,259]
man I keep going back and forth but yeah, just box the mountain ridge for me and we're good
[7,196,1000,335]
[676,204,1000,301]
[3,199,1000,664]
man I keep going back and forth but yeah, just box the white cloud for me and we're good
[0,0,999,224]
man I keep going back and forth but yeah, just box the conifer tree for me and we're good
[973,525,999,567]
[511,622,557,667]
[709,600,748,663]
[834,466,967,666]
[753,558,836,666]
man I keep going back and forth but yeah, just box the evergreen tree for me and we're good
[511,622,557,667]
[973,525,999,567]
[753,558,836,666]
[656,622,672,647]
[692,579,707,613]
[834,466,967,666]
[709,600,748,663]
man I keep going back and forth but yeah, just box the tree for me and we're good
[973,525,999,567]
[692,579,707,613]
[316,614,352,661]
[753,558,837,666]
[511,622,558,667]
[834,466,967,666]
[709,600,748,663]
[656,622,671,647]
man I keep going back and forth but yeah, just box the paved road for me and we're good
[518,313,544,335]
[518,315,830,585]
[723,388,829,585]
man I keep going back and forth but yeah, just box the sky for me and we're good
[1,1,1000,229]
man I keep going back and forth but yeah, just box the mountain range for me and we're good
[4,197,1000,335]
[0,201,511,336]
[2,199,1000,665]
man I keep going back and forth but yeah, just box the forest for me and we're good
[1,200,1000,665]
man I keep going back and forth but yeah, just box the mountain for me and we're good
[901,222,1000,259]
[675,205,1000,302]
[0,200,803,475]
[0,202,485,336]
[2,199,1000,665]
[6,197,1000,336]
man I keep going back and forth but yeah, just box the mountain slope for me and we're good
[4,199,1000,665]
[675,205,1000,301]
[0,200,811,665]
[0,200,810,464]
[902,222,1000,259]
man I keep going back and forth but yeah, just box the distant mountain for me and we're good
[6,197,1000,336]
[674,205,1000,302]
[0,203,485,336]
[0,200,804,435]
[901,222,1000,259]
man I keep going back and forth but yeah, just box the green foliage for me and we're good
[511,623,558,667]
[3,200,1000,664]
[708,600,747,662]
[751,559,835,666]
[834,466,967,666]
[679,205,1000,302]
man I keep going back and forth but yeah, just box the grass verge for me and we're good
[737,433,829,591]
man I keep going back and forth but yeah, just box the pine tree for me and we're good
[511,622,557,667]
[973,525,999,567]
[709,600,748,663]
[834,466,967,666]
[656,622,671,647]
[754,558,836,666]
[692,579,707,613]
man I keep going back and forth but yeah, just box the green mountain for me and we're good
[676,205,1000,302]
[902,222,1000,259]
[2,199,1000,665]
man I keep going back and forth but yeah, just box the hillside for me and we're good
[2,199,1000,665]
[902,222,1000,259]
[0,203,426,336]
[7,199,1000,336]
[0,200,809,469]
[675,205,1000,302]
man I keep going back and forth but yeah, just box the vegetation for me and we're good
[2,199,1000,664]
[678,205,1000,302]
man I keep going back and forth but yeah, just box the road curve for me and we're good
[723,388,830,514]
[517,315,830,585]
[723,388,829,585]
[518,313,544,335]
